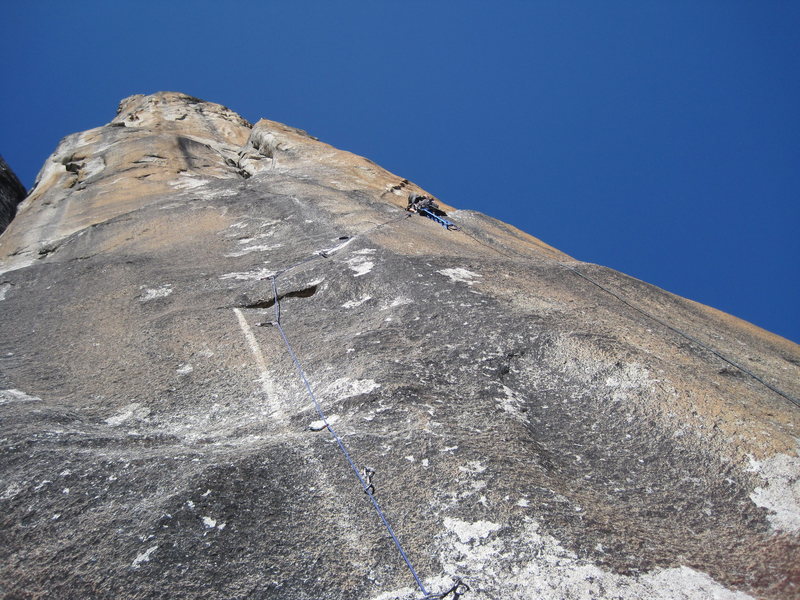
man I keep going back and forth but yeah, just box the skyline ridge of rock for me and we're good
[0,154,26,235]
[0,92,798,600]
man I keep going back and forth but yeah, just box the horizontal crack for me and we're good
[240,284,318,309]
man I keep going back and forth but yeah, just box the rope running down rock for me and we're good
[259,210,457,599]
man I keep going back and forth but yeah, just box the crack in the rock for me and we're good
[240,284,318,309]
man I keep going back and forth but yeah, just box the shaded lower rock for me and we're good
[0,155,26,234]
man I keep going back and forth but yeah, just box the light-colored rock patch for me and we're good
[747,445,800,533]
[0,389,43,405]
[131,545,158,569]
[309,414,340,431]
[443,517,501,544]
[387,296,413,308]
[139,285,172,301]
[105,403,151,427]
[495,385,529,424]
[347,255,374,277]
[224,243,280,258]
[176,364,194,376]
[170,173,209,190]
[323,378,380,400]
[220,268,275,281]
[202,516,217,528]
[437,267,481,285]
[342,295,372,308]
[423,517,755,600]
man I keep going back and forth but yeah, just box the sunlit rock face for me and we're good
[0,155,26,234]
[0,92,798,600]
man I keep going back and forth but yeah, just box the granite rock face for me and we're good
[1,92,798,600]
[0,154,26,234]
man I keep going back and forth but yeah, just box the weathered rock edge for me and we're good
[0,154,26,234]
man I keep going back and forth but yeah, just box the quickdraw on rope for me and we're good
[258,211,467,599]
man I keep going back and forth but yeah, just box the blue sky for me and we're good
[2,2,798,342]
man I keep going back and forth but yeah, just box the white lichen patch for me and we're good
[323,378,380,400]
[139,285,172,302]
[601,363,653,402]
[369,586,416,600]
[342,295,372,309]
[204,187,239,199]
[0,389,43,405]
[131,545,158,569]
[747,446,800,533]
[639,567,755,600]
[234,231,276,244]
[201,516,217,528]
[388,296,413,308]
[443,517,501,544]
[0,283,10,301]
[170,173,209,190]
[353,248,377,255]
[437,267,481,285]
[434,516,754,599]
[220,268,275,281]
[224,243,281,258]
[495,385,529,424]
[200,516,226,530]
[2,483,23,500]
[458,480,487,500]
[176,364,194,376]
[347,256,374,277]
[458,460,487,474]
[105,403,151,427]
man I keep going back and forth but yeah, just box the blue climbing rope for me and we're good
[417,207,460,231]
[268,274,432,598]
[248,210,467,598]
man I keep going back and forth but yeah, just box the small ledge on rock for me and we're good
[309,414,339,431]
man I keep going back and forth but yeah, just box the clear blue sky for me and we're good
[2,2,798,343]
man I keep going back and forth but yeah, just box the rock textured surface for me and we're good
[0,154,26,234]
[1,92,798,600]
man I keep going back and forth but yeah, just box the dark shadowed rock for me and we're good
[1,93,798,600]
[0,154,26,234]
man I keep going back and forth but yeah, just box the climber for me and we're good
[407,192,460,231]
[406,192,436,213]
